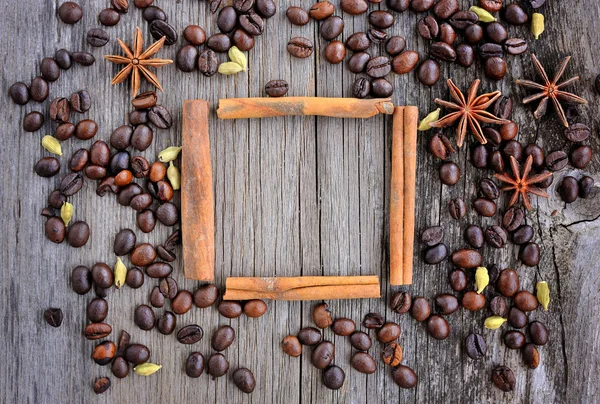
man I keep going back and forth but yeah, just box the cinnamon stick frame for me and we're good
[223,276,381,301]
[182,100,215,281]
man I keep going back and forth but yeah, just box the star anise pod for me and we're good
[104,27,173,97]
[429,79,510,148]
[515,54,588,127]
[494,155,553,210]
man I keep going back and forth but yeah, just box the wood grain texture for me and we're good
[1,0,599,403]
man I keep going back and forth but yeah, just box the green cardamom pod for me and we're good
[469,6,496,23]
[536,281,550,311]
[484,316,507,330]
[218,61,244,75]
[158,146,182,163]
[60,202,73,226]
[42,135,62,156]
[475,266,489,294]
[417,108,440,131]
[167,162,181,190]
[134,362,162,376]
[531,13,545,40]
[114,257,127,289]
[228,46,247,71]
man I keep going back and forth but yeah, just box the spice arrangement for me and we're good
[5,0,599,400]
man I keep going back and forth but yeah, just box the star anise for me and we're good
[515,54,588,127]
[104,27,173,97]
[429,79,510,148]
[494,155,553,210]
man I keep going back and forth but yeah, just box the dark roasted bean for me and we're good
[421,226,444,247]
[217,300,243,318]
[125,267,144,288]
[212,325,236,351]
[417,16,439,40]
[410,297,430,321]
[504,4,528,25]
[149,20,177,45]
[448,198,466,220]
[465,333,487,360]
[185,352,205,377]
[462,291,486,311]
[497,269,520,297]
[465,225,484,249]
[417,59,440,86]
[449,269,467,291]
[207,353,229,377]
[312,341,335,369]
[298,327,323,346]
[156,311,176,335]
[392,365,417,389]
[424,243,448,264]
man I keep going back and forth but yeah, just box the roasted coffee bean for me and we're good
[504,4,528,25]
[75,119,98,140]
[48,190,66,209]
[439,162,460,185]
[149,162,166,182]
[348,52,370,74]
[93,377,111,395]
[352,78,370,99]
[523,144,545,168]
[392,365,417,389]
[502,140,523,162]
[478,179,499,200]
[176,45,198,72]
[30,76,49,102]
[114,229,139,258]
[345,332,370,352]
[233,0,254,12]
[571,145,593,169]
[558,176,579,203]
[392,51,419,74]
[158,277,178,300]
[504,37,528,55]
[286,6,309,25]
[156,181,174,202]
[452,248,482,268]
[502,206,524,232]
[99,8,120,25]
[449,269,468,291]
[40,58,60,82]
[479,43,503,60]
[512,225,534,245]
[125,267,144,288]
[464,24,483,44]
[93,286,108,299]
[485,22,508,44]
[465,333,486,360]
[145,262,172,280]
[410,0,434,12]
[110,125,133,150]
[215,6,237,34]
[142,5,167,22]
[313,303,333,328]
[193,284,219,308]
[390,292,412,314]
[149,20,177,45]
[463,225,483,249]
[514,290,538,312]
[312,341,335,369]
[129,194,152,211]
[207,353,229,377]
[45,216,67,244]
[504,330,526,349]
[579,176,595,198]
[439,23,457,45]
[172,290,193,314]
[471,144,488,168]
[239,12,264,36]
[387,0,409,11]
[87,298,109,323]
[130,243,156,266]
[485,57,507,80]
[479,0,502,12]
[43,308,63,327]
[433,0,458,19]
[410,297,431,321]
[297,327,322,346]
[109,152,130,174]
[87,142,109,168]
[212,325,236,351]
[130,124,153,151]
[281,335,302,357]
[34,157,60,178]
[233,368,256,393]
[206,34,231,52]
[430,41,456,62]
[124,344,151,365]
[424,243,448,264]
[185,352,205,377]
[70,90,91,114]
[217,301,243,318]
[320,16,344,40]
[371,78,393,97]
[489,97,512,122]
[434,294,459,315]
[462,291,486,311]
[72,266,92,295]
[346,32,370,52]
[497,269,519,297]
[385,36,406,56]
[448,198,466,220]
[341,0,368,14]
[264,80,289,97]
[500,122,518,141]
[243,299,268,317]
[449,10,478,30]
[111,356,129,378]
[87,28,109,47]
[324,41,346,64]
[197,49,218,76]
[351,352,376,374]
[53,49,72,71]
[134,305,155,330]
[363,312,384,329]
[180,26,206,47]
[9,82,29,105]
[529,321,549,345]
[117,183,142,206]
[427,315,450,340]
[520,242,540,266]
[421,226,443,247]
[417,59,440,86]
[368,28,388,43]
[522,343,540,369]
[331,318,355,336]
[564,123,590,143]
[309,1,334,20]
[49,97,70,123]
[381,342,403,367]
[111,0,129,12]
[322,365,345,390]
[485,225,507,248]
[155,311,176,335]
[428,133,455,160]
[147,105,172,129]
[92,341,116,365]
[67,221,90,247]
[129,157,149,178]
[85,322,112,340]
[417,16,439,40]
[255,0,276,17]
[454,44,474,67]
[488,296,508,318]
[84,165,107,180]
[72,52,95,66]
[231,28,254,51]
[369,10,394,29]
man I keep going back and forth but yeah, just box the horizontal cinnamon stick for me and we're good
[217,97,394,119]
[223,276,381,301]
[402,106,419,285]
[181,100,215,281]
[389,107,404,286]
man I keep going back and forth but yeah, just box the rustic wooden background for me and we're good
[1,0,599,402]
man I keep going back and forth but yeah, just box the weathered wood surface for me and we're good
[1,0,599,403]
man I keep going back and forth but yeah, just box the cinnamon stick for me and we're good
[402,106,419,285]
[223,276,381,301]
[217,97,394,119]
[181,100,215,281]
[389,107,404,285]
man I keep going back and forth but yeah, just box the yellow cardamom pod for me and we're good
[60,202,74,226]
[218,61,243,75]
[417,108,440,131]
[228,46,247,71]
[469,6,496,22]
[167,162,181,190]
[134,362,162,376]
[42,135,62,156]
[158,146,182,163]
[484,316,507,330]
[531,13,545,40]
[536,281,550,311]
[475,266,489,294]
[114,257,127,289]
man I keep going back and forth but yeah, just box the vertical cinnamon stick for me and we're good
[182,100,215,281]
[402,106,419,285]
[390,107,404,285]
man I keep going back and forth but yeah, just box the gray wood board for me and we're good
[1,0,599,403]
